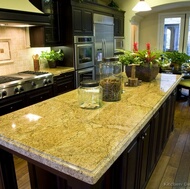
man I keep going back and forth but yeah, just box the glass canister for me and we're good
[78,80,102,109]
[99,57,122,101]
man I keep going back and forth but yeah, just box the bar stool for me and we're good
[177,78,190,105]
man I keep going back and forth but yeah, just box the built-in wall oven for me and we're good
[74,36,94,69]
[76,67,95,88]
[74,36,95,87]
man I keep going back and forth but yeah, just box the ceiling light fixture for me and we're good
[132,0,152,12]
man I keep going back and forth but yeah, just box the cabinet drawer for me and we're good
[0,94,25,116]
[53,72,75,96]
[26,86,53,106]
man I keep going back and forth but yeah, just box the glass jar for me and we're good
[78,80,102,109]
[99,57,122,101]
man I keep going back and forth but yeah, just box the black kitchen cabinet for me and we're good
[93,88,177,189]
[53,72,75,96]
[0,94,25,116]
[26,86,53,106]
[0,86,53,116]
[114,13,124,37]
[29,0,63,47]
[72,7,93,35]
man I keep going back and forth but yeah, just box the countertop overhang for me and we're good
[0,73,182,185]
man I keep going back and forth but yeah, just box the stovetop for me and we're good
[0,76,22,84]
[0,71,52,83]
[0,71,53,99]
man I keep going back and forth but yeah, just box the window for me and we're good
[158,12,190,55]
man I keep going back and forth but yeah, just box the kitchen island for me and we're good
[0,73,182,189]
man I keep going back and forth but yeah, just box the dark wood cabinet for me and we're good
[0,86,53,116]
[72,7,93,35]
[26,86,53,106]
[29,0,63,47]
[53,72,75,96]
[0,94,25,116]
[101,88,177,189]
[114,13,124,37]
[138,123,151,189]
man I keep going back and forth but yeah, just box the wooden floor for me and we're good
[13,98,190,189]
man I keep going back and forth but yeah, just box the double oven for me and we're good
[74,36,95,88]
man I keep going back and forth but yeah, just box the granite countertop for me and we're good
[0,73,182,185]
[41,66,75,76]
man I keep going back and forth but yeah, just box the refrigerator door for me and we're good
[94,14,114,77]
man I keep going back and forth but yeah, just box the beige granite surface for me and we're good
[41,66,75,76]
[0,73,182,185]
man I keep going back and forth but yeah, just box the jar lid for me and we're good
[110,57,119,61]
[103,57,111,62]
[80,80,99,87]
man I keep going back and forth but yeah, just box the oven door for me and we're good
[75,67,95,88]
[74,43,94,69]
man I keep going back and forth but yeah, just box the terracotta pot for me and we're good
[125,65,159,82]
[48,61,57,68]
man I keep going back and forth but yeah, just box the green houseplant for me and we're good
[40,50,64,68]
[119,43,169,81]
[164,51,190,70]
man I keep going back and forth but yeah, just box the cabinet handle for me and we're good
[141,132,147,140]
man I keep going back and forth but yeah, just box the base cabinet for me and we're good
[0,94,25,116]
[53,72,75,96]
[26,86,53,106]
[0,86,53,116]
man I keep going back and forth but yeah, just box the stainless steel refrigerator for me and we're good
[94,13,114,77]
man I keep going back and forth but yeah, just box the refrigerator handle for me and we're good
[104,39,107,57]
[102,39,105,58]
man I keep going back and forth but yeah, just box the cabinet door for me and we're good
[157,101,167,159]
[0,94,25,116]
[29,0,63,47]
[114,15,124,37]
[73,7,93,35]
[26,86,53,106]
[169,88,177,132]
[147,111,160,178]
[138,123,151,189]
[82,10,93,35]
[53,72,75,96]
[124,138,139,189]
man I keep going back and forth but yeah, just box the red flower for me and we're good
[146,43,150,51]
[133,42,138,52]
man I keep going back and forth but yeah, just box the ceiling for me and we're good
[136,2,190,17]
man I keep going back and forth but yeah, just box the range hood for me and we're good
[0,0,50,27]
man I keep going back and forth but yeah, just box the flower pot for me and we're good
[125,65,159,82]
[48,60,57,68]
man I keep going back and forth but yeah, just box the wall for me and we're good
[139,6,190,50]
[114,0,190,50]
[0,27,49,76]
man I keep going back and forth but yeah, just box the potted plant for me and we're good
[119,43,168,81]
[164,51,190,71]
[40,49,64,68]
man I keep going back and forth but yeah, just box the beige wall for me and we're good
[0,27,49,75]
[115,0,190,50]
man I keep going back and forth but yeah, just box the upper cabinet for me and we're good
[29,0,63,47]
[114,12,124,37]
[72,7,93,35]
[29,0,125,47]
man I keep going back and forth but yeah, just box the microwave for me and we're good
[114,37,125,50]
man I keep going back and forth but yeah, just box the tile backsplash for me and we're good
[0,27,49,76]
